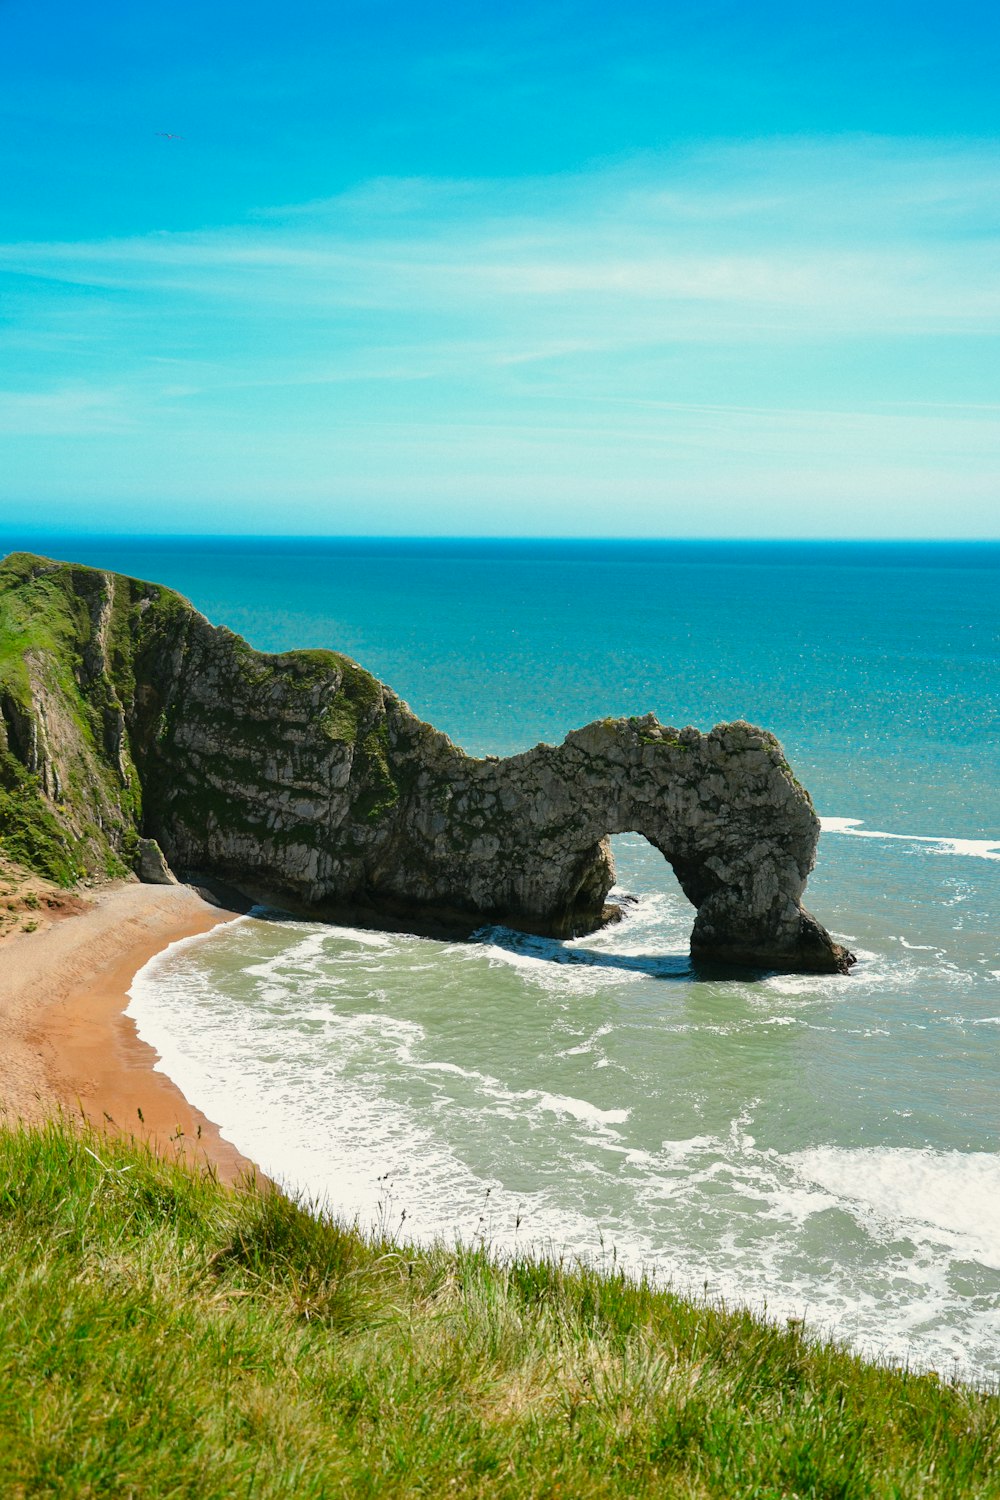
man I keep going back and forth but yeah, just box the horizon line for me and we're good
[3,532,1000,547]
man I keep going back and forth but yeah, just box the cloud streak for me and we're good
[0,138,998,534]
[2,138,999,335]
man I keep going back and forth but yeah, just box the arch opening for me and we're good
[606,831,694,951]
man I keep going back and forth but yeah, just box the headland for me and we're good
[0,550,852,973]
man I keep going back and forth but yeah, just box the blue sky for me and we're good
[1,0,998,537]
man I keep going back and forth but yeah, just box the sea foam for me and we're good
[822,817,1000,860]
[126,891,1000,1387]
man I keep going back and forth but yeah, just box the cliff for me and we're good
[0,552,853,973]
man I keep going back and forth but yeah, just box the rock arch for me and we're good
[366,712,853,973]
[0,553,854,975]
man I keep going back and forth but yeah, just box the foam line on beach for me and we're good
[821,817,1000,861]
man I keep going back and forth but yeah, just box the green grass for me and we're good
[0,1120,997,1498]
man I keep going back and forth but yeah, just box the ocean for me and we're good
[11,536,1000,1383]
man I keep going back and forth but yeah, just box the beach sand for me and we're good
[0,880,256,1183]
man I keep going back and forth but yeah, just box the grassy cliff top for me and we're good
[0,1118,996,1498]
[0,550,182,691]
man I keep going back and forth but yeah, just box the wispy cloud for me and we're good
[0,385,133,436]
[2,137,998,340]
[0,138,997,534]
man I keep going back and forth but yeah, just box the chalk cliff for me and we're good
[0,553,853,973]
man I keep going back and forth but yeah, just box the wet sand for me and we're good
[0,881,257,1183]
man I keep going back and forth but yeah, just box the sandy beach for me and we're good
[0,880,256,1183]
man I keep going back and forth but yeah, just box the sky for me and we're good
[1,0,998,538]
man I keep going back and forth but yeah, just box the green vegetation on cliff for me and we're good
[0,1118,997,1498]
[0,553,150,882]
[0,553,399,892]
[0,754,77,885]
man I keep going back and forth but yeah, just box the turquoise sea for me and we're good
[11,537,1000,1383]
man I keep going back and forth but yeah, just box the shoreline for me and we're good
[0,880,258,1184]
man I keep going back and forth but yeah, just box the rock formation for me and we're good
[0,552,854,973]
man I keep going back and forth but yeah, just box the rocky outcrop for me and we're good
[135,837,178,886]
[0,552,853,973]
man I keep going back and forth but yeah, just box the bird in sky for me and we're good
[155,132,183,140]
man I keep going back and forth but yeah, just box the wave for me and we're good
[124,876,1000,1386]
[788,1146,1000,1272]
[821,816,1000,861]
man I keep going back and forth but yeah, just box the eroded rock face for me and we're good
[135,837,178,886]
[0,553,854,973]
